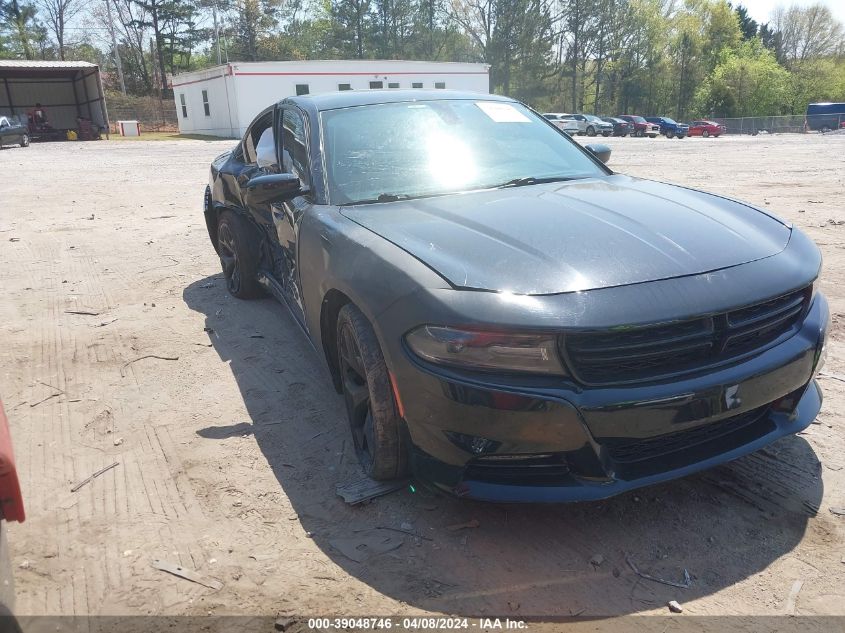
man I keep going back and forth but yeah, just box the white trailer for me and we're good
[0,60,108,137]
[170,60,490,138]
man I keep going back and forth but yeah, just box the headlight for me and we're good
[405,325,566,375]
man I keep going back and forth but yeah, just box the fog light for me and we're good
[445,431,501,455]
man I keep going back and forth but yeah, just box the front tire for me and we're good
[666,130,674,139]
[635,129,644,138]
[20,134,29,147]
[216,210,263,299]
[337,304,408,480]
[702,130,710,138]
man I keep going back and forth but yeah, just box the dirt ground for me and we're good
[1,132,844,623]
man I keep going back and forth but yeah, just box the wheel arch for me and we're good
[320,288,353,393]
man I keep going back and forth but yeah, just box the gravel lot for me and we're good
[1,133,844,622]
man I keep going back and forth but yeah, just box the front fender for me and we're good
[297,205,451,374]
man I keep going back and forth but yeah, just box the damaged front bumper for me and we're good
[398,294,828,503]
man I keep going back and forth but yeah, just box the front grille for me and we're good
[563,287,811,385]
[464,454,570,486]
[604,405,770,465]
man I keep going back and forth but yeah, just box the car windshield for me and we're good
[321,100,606,205]
[629,116,646,123]
[662,117,677,124]
[585,115,603,122]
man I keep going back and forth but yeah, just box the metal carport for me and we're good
[0,60,109,138]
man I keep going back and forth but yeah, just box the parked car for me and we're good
[645,116,689,138]
[583,115,613,137]
[542,113,579,135]
[0,116,29,148]
[687,120,726,137]
[805,102,845,132]
[204,90,828,503]
[563,113,613,136]
[616,115,660,138]
[601,117,635,137]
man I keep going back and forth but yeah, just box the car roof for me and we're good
[282,90,515,112]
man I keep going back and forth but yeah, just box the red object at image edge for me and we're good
[0,401,24,522]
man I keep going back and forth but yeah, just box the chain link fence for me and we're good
[105,95,179,134]
[710,114,844,135]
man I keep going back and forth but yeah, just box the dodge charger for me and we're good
[203,91,828,502]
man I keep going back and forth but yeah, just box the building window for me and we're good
[388,82,399,89]
[179,93,187,118]
[412,82,423,89]
[369,81,383,89]
[296,84,309,96]
[202,89,210,116]
[338,83,352,91]
[435,82,446,89]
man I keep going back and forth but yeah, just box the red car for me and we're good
[687,120,726,137]
[616,115,660,138]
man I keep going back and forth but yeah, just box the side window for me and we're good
[202,90,210,116]
[255,127,278,170]
[388,82,399,89]
[281,108,310,189]
[412,82,423,89]
[369,81,383,89]
[434,82,446,89]
[296,84,309,96]
[338,83,352,91]
[179,94,188,118]
[242,114,274,166]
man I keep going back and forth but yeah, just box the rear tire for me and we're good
[586,126,596,137]
[20,133,29,147]
[337,304,408,480]
[666,130,674,139]
[216,210,264,299]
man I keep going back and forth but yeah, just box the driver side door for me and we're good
[271,106,314,328]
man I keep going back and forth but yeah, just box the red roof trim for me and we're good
[233,71,489,76]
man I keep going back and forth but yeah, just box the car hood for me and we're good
[339,175,791,295]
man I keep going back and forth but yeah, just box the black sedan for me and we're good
[601,116,635,137]
[0,116,29,148]
[204,91,828,502]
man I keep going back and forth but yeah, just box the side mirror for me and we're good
[243,173,302,207]
[585,143,611,164]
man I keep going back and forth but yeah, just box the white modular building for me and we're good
[170,59,490,138]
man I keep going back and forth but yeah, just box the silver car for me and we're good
[542,112,579,135]
[570,114,613,137]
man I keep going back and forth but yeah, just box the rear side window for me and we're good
[243,113,274,165]
[281,109,311,189]
[255,127,278,170]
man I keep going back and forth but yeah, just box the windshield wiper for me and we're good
[339,192,413,206]
[494,175,585,189]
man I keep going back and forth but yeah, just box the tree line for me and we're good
[1,0,844,119]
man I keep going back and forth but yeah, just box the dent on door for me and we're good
[272,196,310,324]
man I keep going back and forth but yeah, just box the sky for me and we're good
[738,0,845,25]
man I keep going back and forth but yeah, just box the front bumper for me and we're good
[394,293,828,503]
